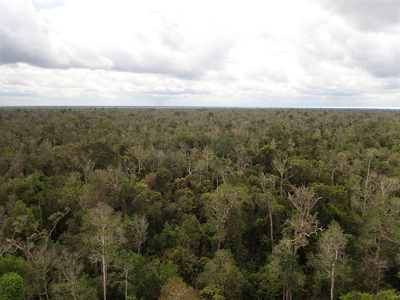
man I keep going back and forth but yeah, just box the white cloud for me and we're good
[0,0,399,107]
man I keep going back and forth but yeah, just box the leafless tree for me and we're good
[133,214,148,254]
[83,202,126,300]
[205,184,247,250]
[310,222,349,300]
[272,152,298,196]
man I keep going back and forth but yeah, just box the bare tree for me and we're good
[202,146,214,172]
[133,214,148,254]
[1,206,70,300]
[234,144,251,175]
[275,186,322,300]
[205,184,247,250]
[51,250,98,300]
[287,186,323,254]
[82,202,126,300]
[310,222,349,300]
[272,152,298,196]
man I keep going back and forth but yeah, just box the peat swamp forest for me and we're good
[1,107,400,300]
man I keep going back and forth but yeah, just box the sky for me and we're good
[0,0,399,108]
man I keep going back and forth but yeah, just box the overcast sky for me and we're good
[0,0,399,107]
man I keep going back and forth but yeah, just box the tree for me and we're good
[0,272,24,300]
[205,184,247,250]
[82,202,126,300]
[197,250,244,300]
[50,249,97,300]
[159,277,200,300]
[272,152,298,196]
[351,170,400,292]
[132,214,148,254]
[234,144,251,175]
[309,222,349,300]
[287,186,323,254]
[1,201,69,300]
[273,186,322,299]
[211,135,236,158]
[254,144,276,174]
[258,173,279,246]
[113,250,140,300]
[268,238,304,300]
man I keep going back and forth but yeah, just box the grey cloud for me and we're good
[102,33,234,80]
[383,78,400,89]
[248,68,289,83]
[342,34,399,78]
[0,0,53,66]
[0,0,113,70]
[318,0,400,32]
[294,11,400,79]
[0,0,234,80]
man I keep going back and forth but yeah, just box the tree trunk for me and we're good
[331,265,335,300]
[125,271,128,300]
[103,255,107,300]
[374,236,382,293]
[269,208,274,247]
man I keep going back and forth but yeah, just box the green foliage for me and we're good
[0,272,24,300]
[81,141,115,169]
[197,249,245,300]
[341,290,400,300]
[1,108,400,299]
[255,145,276,173]
[0,255,28,278]
[212,135,236,158]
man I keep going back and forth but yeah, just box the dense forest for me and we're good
[1,107,400,300]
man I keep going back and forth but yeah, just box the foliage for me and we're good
[1,107,400,299]
[159,277,200,300]
[0,272,24,300]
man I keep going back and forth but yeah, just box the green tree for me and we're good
[113,250,140,300]
[258,173,279,246]
[268,238,304,300]
[0,272,24,300]
[197,249,244,300]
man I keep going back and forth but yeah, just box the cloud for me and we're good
[292,3,400,80]
[0,0,114,70]
[317,0,400,32]
[0,0,52,65]
[1,0,399,107]
[0,0,236,79]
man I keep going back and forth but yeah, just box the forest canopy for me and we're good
[1,107,400,300]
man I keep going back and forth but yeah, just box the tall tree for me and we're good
[82,202,126,300]
[273,186,322,299]
[272,152,298,196]
[258,173,279,246]
[50,249,97,300]
[132,214,148,254]
[205,184,247,250]
[309,222,349,300]
[197,249,244,300]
